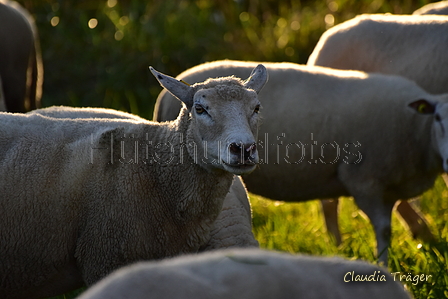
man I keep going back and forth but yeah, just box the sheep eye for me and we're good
[435,114,441,122]
[195,104,205,115]
[254,104,260,114]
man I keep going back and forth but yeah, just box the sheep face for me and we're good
[409,98,448,172]
[150,65,268,175]
[190,85,260,175]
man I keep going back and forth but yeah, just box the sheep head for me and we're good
[150,65,268,175]
[409,98,448,172]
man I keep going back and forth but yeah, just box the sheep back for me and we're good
[77,248,412,299]
[307,14,448,94]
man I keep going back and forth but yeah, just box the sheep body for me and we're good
[307,13,448,243]
[199,176,258,251]
[0,66,267,299]
[77,248,411,299]
[28,105,259,251]
[154,60,448,264]
[307,14,448,95]
[27,106,146,121]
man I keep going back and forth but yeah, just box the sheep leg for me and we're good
[339,165,394,265]
[320,198,342,245]
[354,196,394,266]
[396,171,448,243]
[396,200,434,242]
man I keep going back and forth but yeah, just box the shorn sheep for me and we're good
[0,0,43,112]
[0,65,267,299]
[307,13,448,244]
[76,248,412,299]
[28,105,259,251]
[154,60,448,265]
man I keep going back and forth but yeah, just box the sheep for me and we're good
[307,14,448,95]
[307,13,448,244]
[0,65,267,299]
[27,105,259,250]
[413,1,448,15]
[27,105,150,121]
[0,0,43,112]
[76,248,412,299]
[199,175,259,251]
[153,60,448,265]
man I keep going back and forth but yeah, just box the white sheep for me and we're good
[27,105,259,251]
[154,60,448,265]
[199,175,258,251]
[27,106,148,121]
[307,13,448,244]
[413,1,448,15]
[0,65,267,299]
[307,14,448,95]
[76,248,412,299]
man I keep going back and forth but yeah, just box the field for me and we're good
[10,0,448,298]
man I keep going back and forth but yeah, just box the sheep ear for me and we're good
[408,99,437,114]
[150,67,194,108]
[243,64,268,94]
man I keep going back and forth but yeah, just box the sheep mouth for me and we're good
[221,160,257,174]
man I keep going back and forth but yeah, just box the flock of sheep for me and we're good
[1,0,448,298]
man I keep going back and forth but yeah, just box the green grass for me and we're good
[251,176,448,298]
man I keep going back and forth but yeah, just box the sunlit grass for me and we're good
[250,176,448,299]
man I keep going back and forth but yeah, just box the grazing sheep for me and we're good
[413,1,448,15]
[76,248,412,299]
[28,105,259,250]
[307,13,448,244]
[0,65,267,299]
[154,60,448,265]
[0,0,43,112]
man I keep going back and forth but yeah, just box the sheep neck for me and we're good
[149,107,234,252]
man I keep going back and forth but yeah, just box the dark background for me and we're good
[18,0,433,119]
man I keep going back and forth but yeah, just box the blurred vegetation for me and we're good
[19,0,434,119]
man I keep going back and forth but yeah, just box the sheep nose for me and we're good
[229,142,257,160]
